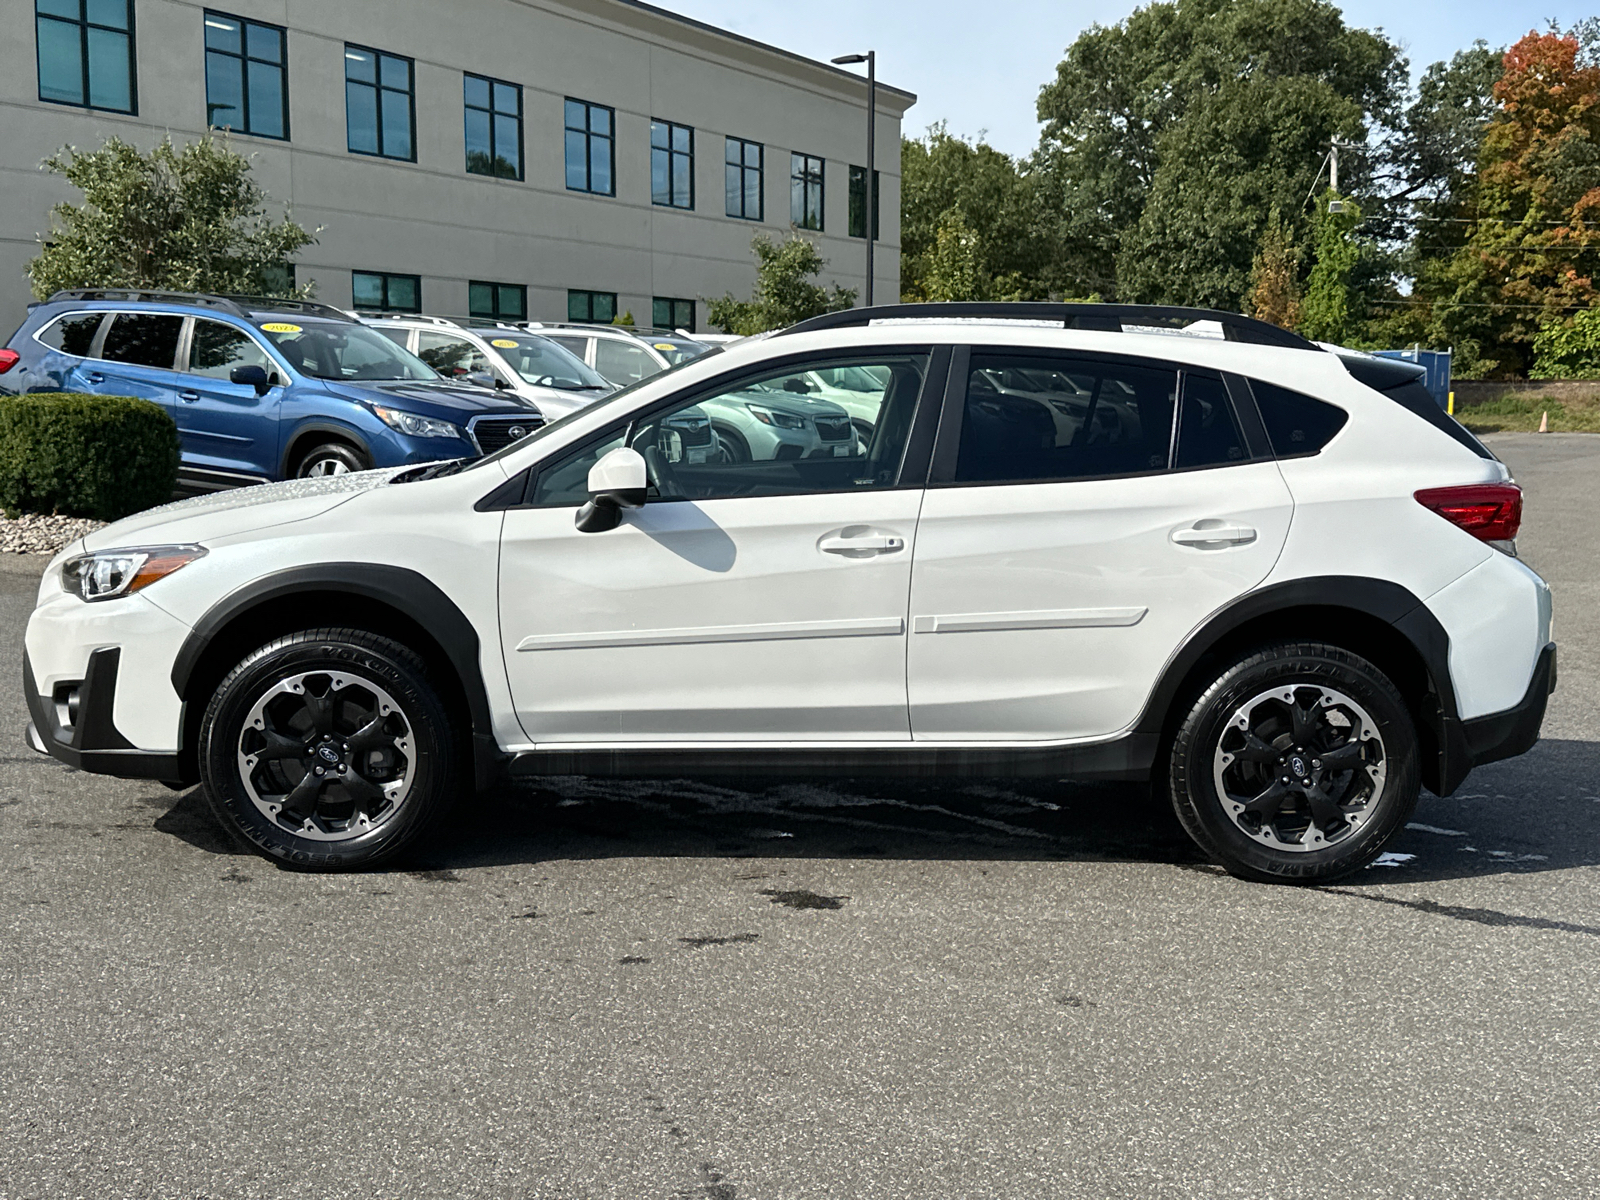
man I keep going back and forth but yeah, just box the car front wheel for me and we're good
[198,629,460,870]
[295,442,368,478]
[1168,642,1421,883]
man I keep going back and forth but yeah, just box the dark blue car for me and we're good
[0,290,542,489]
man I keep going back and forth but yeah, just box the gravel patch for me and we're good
[0,513,104,555]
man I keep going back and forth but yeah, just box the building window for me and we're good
[791,153,824,231]
[568,290,617,324]
[35,0,136,113]
[849,165,880,241]
[203,12,287,139]
[345,44,414,161]
[725,137,763,221]
[470,281,527,321]
[464,73,521,180]
[653,297,695,333]
[352,271,420,312]
[564,99,614,195]
[651,119,693,209]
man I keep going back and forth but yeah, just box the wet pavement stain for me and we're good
[679,933,759,949]
[619,955,650,965]
[1058,995,1099,1009]
[219,867,251,884]
[759,887,847,910]
[410,869,462,883]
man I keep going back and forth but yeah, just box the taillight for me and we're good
[0,349,19,374]
[1414,483,1522,542]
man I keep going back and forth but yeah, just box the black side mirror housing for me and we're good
[231,364,274,395]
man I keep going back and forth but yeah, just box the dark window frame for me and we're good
[464,71,523,181]
[564,97,616,196]
[203,9,288,139]
[650,118,694,210]
[568,290,618,324]
[35,0,137,114]
[652,297,695,333]
[725,136,764,221]
[352,270,422,313]
[848,165,879,241]
[345,42,416,162]
[791,152,825,231]
[470,280,528,321]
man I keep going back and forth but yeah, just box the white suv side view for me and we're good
[24,304,1555,883]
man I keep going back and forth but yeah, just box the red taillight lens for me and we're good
[1415,483,1522,542]
[0,349,19,374]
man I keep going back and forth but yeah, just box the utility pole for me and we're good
[831,50,877,307]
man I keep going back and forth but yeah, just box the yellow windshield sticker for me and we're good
[653,342,677,351]
[261,322,302,334]
[491,338,519,348]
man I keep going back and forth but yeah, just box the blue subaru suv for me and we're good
[0,290,543,488]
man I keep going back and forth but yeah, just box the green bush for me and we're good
[0,393,180,521]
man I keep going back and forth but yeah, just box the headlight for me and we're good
[372,405,461,439]
[745,403,806,430]
[61,546,207,602]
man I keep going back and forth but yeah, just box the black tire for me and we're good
[294,441,367,478]
[1168,641,1421,884]
[713,425,750,463]
[198,629,462,871]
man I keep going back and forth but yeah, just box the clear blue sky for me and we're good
[658,0,1591,157]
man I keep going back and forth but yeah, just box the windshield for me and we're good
[646,337,714,366]
[462,345,725,471]
[254,318,438,381]
[486,334,610,390]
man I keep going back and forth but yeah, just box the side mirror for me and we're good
[464,371,503,390]
[231,364,273,395]
[575,446,648,533]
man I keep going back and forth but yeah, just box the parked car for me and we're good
[1,289,542,486]
[24,302,1555,886]
[526,322,715,387]
[360,314,614,419]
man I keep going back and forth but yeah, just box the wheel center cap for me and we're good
[1289,755,1308,778]
[316,743,342,765]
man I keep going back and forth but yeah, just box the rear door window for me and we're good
[415,332,491,378]
[100,314,184,369]
[1174,373,1247,469]
[36,313,105,357]
[955,352,1178,484]
[1250,380,1349,458]
[594,339,662,387]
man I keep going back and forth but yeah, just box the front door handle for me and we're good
[178,390,200,402]
[85,372,104,384]
[819,532,905,556]
[1171,522,1258,548]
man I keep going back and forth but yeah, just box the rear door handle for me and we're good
[1171,523,1257,547]
[178,390,200,402]
[819,533,905,556]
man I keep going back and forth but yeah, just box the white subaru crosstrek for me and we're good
[24,304,1556,882]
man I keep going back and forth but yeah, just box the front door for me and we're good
[177,318,285,479]
[499,351,935,743]
[908,349,1294,742]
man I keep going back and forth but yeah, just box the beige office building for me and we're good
[1,0,913,338]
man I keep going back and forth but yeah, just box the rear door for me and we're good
[176,318,285,479]
[87,312,187,416]
[907,347,1293,742]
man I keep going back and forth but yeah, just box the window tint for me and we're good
[548,336,590,360]
[100,314,183,369]
[533,355,928,507]
[653,297,695,332]
[567,290,616,323]
[593,339,660,387]
[37,312,104,356]
[415,332,490,377]
[189,319,273,379]
[1175,374,1247,469]
[372,327,409,348]
[956,353,1178,484]
[1251,380,1349,458]
[256,321,435,381]
[352,270,421,313]
[469,281,526,321]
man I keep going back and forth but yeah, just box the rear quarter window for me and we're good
[36,313,105,357]
[1250,380,1349,458]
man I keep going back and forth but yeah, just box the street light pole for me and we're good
[832,50,876,307]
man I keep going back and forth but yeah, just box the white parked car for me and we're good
[25,303,1555,883]
[527,322,713,387]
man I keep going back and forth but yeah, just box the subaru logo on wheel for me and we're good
[317,744,341,764]
[1290,755,1307,778]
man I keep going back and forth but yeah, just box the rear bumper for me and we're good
[1436,642,1556,793]
[23,650,187,783]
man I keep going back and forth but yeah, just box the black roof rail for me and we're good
[777,302,1320,351]
[45,288,249,317]
[223,295,353,321]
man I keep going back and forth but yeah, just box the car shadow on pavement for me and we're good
[146,737,1600,882]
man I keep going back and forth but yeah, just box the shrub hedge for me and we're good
[0,393,180,521]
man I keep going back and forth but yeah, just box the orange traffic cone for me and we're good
[1538,410,1549,433]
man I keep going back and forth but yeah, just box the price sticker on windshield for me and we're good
[491,338,519,348]
[653,343,677,351]
[261,322,302,334]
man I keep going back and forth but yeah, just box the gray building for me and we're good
[2,0,914,337]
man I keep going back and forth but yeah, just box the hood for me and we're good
[520,381,613,420]
[83,468,405,551]
[733,389,851,420]
[322,378,530,416]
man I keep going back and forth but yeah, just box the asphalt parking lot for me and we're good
[2,432,1598,1200]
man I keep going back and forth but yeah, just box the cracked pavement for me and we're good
[2,434,1598,1199]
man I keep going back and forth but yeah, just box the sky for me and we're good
[657,0,1593,158]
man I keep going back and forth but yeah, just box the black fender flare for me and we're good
[170,564,502,788]
[280,420,374,478]
[1127,575,1467,795]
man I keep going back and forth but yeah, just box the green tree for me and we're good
[707,234,856,335]
[921,207,983,302]
[28,135,316,300]
[1034,0,1404,307]
[900,125,1044,301]
[1532,308,1600,378]
[1300,192,1364,342]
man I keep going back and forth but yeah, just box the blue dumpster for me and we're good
[1374,348,1452,410]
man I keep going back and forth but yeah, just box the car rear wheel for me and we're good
[295,442,367,478]
[1168,642,1421,883]
[198,629,461,871]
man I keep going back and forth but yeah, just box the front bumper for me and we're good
[23,649,187,783]
[1436,642,1556,794]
